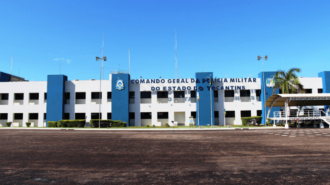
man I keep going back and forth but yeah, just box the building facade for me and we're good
[0,71,329,127]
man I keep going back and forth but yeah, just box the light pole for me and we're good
[209,74,213,127]
[96,56,107,128]
[258,55,268,126]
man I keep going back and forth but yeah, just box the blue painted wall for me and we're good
[112,74,130,125]
[0,72,11,82]
[258,72,280,124]
[46,75,67,126]
[318,71,330,110]
[195,72,215,126]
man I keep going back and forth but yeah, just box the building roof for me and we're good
[265,93,330,107]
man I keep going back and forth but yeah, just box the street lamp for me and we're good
[96,56,107,128]
[258,55,267,126]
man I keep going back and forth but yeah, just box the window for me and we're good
[174,91,185,98]
[107,113,112,119]
[241,111,251,117]
[63,113,70,119]
[44,113,46,120]
[256,90,261,96]
[1,94,8,100]
[29,113,38,119]
[141,112,152,119]
[257,110,262,116]
[318,89,323,93]
[14,113,23,120]
[226,111,235,118]
[305,89,312,94]
[225,90,234,97]
[279,89,282,94]
[107,92,112,99]
[129,92,135,98]
[76,92,86,99]
[65,92,70,99]
[141,92,151,98]
[240,90,250,97]
[214,111,219,118]
[304,109,313,115]
[191,111,196,118]
[214,91,218,98]
[29,93,39,100]
[91,92,102,99]
[290,109,298,117]
[44,93,47,100]
[157,91,168,98]
[191,91,196,98]
[91,113,102,119]
[75,113,85,119]
[0,113,8,120]
[129,112,135,119]
[15,93,24,100]
[157,112,168,119]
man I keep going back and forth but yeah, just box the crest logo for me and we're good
[116,79,124,90]
[266,78,275,88]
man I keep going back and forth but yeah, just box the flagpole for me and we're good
[197,91,200,126]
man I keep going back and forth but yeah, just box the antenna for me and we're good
[175,31,177,79]
[129,49,131,75]
[102,32,104,80]
[11,56,13,76]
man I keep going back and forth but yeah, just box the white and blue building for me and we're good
[0,71,329,127]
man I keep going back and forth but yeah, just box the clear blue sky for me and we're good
[1,0,330,81]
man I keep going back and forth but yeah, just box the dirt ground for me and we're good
[0,129,330,184]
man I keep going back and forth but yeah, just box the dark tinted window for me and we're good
[241,111,251,117]
[44,113,46,120]
[214,111,219,118]
[191,91,196,98]
[191,111,196,118]
[157,112,168,119]
[141,92,151,98]
[29,113,38,119]
[75,113,85,119]
[15,93,24,100]
[1,94,8,100]
[257,110,262,116]
[44,93,47,100]
[65,92,70,99]
[0,113,8,120]
[108,92,112,99]
[226,111,235,118]
[240,90,250,97]
[29,93,39,100]
[129,112,135,119]
[141,112,152,119]
[256,90,261,96]
[225,90,234,97]
[318,89,323,93]
[14,113,23,120]
[107,113,112,119]
[63,113,70,120]
[214,91,218,98]
[91,92,102,99]
[174,91,185,98]
[129,92,135,98]
[91,113,101,119]
[305,89,312,94]
[76,92,86,99]
[157,92,168,98]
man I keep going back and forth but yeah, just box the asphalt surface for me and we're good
[0,129,330,184]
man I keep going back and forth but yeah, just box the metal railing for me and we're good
[274,110,325,118]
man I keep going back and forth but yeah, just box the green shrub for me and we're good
[112,120,126,127]
[266,118,272,126]
[145,124,150,127]
[241,116,262,126]
[26,122,31,127]
[152,125,155,127]
[6,122,12,127]
[90,119,126,128]
[189,123,194,127]
[48,121,58,127]
[58,120,86,127]
[165,123,169,127]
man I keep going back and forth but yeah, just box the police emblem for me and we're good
[116,79,124,90]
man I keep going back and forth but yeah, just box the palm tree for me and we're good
[272,68,304,94]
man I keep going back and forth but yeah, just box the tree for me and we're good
[272,68,304,94]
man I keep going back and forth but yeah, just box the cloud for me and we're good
[54,58,71,64]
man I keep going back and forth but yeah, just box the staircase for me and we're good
[321,117,330,126]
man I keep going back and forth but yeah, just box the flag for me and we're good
[209,76,213,87]
[224,109,226,115]
[197,92,200,101]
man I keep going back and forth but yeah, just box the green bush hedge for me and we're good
[90,119,127,128]
[48,121,58,127]
[58,120,86,127]
[26,122,31,127]
[241,116,262,126]
[6,122,12,127]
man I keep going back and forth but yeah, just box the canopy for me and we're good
[265,93,330,107]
